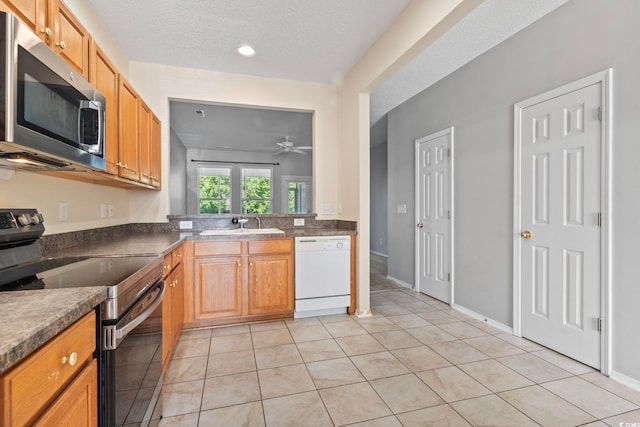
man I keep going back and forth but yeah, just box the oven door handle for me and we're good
[103,280,165,350]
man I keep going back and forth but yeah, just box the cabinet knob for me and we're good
[61,351,78,367]
[237,262,241,267]
[41,27,52,38]
[55,41,67,50]
[164,264,171,270]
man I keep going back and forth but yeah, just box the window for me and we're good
[282,177,312,213]
[198,166,231,213]
[242,167,272,213]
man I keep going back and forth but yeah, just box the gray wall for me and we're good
[386,0,640,382]
[169,129,188,214]
[370,141,388,255]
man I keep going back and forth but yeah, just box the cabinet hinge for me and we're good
[598,106,602,121]
[598,317,602,332]
[597,212,602,227]
[447,272,451,282]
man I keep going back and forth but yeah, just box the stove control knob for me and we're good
[17,214,31,226]
[30,214,41,224]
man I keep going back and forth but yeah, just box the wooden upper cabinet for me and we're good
[135,101,161,189]
[139,101,152,186]
[150,114,162,189]
[89,42,119,175]
[1,0,47,37]
[1,0,90,78]
[118,79,140,182]
[49,0,90,78]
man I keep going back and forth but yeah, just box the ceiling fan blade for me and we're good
[275,149,287,155]
[290,149,308,154]
[295,146,312,150]
[276,142,287,148]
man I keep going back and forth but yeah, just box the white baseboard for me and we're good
[451,303,513,334]
[370,250,388,258]
[385,275,413,289]
[609,370,640,392]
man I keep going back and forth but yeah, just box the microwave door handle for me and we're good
[78,100,100,147]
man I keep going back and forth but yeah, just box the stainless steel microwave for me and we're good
[0,11,106,171]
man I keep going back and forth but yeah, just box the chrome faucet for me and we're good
[238,216,249,229]
[256,217,261,229]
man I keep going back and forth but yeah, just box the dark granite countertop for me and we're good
[1,225,354,375]
[0,287,107,374]
[48,231,186,258]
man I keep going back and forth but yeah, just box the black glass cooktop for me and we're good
[0,256,159,291]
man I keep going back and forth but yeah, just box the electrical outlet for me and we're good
[293,218,305,226]
[100,203,107,219]
[397,204,407,214]
[179,220,193,230]
[320,204,332,215]
[59,202,68,222]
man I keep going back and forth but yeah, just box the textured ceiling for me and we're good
[370,0,569,133]
[86,0,569,150]
[86,0,409,84]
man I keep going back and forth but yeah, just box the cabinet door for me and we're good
[1,0,47,39]
[172,262,185,344]
[49,0,90,78]
[33,359,97,427]
[138,101,152,185]
[194,256,243,320]
[161,280,173,369]
[89,41,119,175]
[150,114,162,188]
[118,79,140,181]
[248,254,294,315]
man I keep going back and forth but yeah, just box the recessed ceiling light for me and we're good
[238,45,256,57]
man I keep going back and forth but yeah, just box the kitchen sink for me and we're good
[199,228,285,236]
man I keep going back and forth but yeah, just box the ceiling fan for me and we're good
[275,136,312,155]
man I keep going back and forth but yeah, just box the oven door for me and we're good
[101,280,165,427]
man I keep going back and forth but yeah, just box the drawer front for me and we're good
[171,244,184,267]
[0,312,96,426]
[248,238,293,255]
[163,253,172,278]
[195,240,242,257]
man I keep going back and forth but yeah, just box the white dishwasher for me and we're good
[295,236,351,318]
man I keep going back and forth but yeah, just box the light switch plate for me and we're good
[397,204,407,214]
[179,220,193,230]
[294,218,305,226]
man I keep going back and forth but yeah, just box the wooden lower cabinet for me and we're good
[189,238,294,326]
[248,254,294,315]
[161,244,185,368]
[33,359,97,427]
[0,312,97,426]
[194,256,243,320]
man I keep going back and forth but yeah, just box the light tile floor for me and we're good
[156,270,640,426]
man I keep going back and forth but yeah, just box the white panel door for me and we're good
[416,130,451,303]
[520,83,601,368]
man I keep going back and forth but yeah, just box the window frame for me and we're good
[197,165,232,214]
[240,166,273,214]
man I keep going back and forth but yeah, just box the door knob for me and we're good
[417,222,424,228]
[521,230,532,239]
